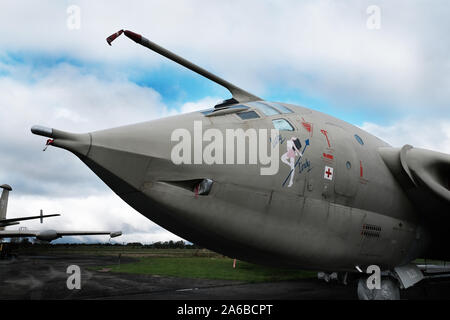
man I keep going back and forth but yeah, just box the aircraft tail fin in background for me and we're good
[0,184,12,221]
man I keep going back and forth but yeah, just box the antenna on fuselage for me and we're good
[106,29,262,108]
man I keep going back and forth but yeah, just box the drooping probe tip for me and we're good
[106,29,124,46]
[106,29,143,46]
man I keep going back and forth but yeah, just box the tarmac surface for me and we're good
[1,255,450,300]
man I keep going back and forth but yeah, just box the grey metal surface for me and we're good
[394,264,424,289]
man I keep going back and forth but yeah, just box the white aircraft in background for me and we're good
[0,184,122,242]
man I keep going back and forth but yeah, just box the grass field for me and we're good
[93,256,316,283]
[14,245,316,282]
[13,245,450,283]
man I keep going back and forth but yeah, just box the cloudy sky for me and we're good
[0,1,449,243]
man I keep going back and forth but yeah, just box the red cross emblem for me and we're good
[324,166,334,180]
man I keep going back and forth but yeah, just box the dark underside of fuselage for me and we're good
[80,154,423,272]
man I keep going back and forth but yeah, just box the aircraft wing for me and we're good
[0,229,122,241]
[0,214,60,227]
[47,230,122,238]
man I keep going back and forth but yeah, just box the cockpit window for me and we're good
[237,111,259,120]
[270,103,293,114]
[248,102,281,116]
[237,111,260,120]
[272,119,294,131]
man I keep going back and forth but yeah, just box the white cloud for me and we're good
[0,63,168,132]
[5,193,183,244]
[361,118,450,154]
[0,1,449,111]
[179,97,222,114]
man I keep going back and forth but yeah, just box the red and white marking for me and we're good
[324,166,334,180]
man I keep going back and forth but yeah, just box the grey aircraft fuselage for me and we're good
[32,103,444,272]
[32,30,450,274]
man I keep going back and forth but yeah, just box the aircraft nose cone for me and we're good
[32,119,178,196]
[83,121,174,195]
[31,125,91,158]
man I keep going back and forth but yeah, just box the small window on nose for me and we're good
[272,119,294,131]
[355,134,364,145]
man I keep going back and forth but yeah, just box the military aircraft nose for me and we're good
[31,125,91,158]
[31,117,225,256]
[32,117,185,196]
[32,123,151,194]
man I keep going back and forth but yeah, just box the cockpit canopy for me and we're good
[201,101,293,118]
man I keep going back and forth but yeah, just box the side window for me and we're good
[272,119,295,131]
[237,111,260,120]
[354,134,364,145]
[248,102,281,116]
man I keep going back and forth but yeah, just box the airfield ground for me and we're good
[1,246,450,300]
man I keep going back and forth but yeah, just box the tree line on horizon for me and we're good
[14,238,203,249]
